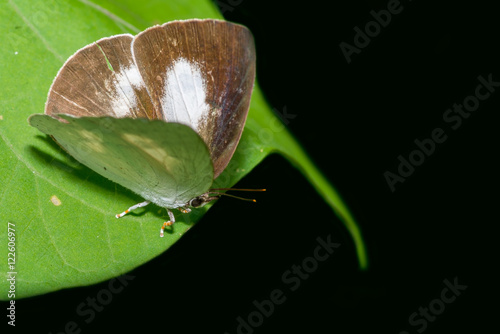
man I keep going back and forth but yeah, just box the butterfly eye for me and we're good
[189,197,204,208]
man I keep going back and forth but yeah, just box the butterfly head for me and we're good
[186,193,219,208]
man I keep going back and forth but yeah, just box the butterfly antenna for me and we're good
[209,188,266,192]
[208,188,266,202]
[208,192,256,202]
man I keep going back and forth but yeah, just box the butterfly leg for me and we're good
[115,201,151,218]
[160,209,176,238]
[178,207,191,214]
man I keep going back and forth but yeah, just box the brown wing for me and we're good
[132,19,256,178]
[45,19,256,179]
[45,34,158,119]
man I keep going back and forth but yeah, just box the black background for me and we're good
[6,0,498,333]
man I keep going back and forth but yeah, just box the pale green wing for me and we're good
[28,114,214,208]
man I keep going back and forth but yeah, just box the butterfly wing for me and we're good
[29,114,214,209]
[34,19,254,205]
[44,20,255,178]
[132,19,256,178]
[45,35,160,120]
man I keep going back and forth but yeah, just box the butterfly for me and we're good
[29,19,263,237]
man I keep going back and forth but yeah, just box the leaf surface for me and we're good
[0,0,368,299]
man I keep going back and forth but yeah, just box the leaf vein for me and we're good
[8,0,64,62]
[34,175,85,274]
[75,0,140,33]
[0,128,109,215]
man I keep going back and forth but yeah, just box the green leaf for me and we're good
[0,0,368,300]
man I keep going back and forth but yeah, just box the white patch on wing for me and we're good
[161,58,209,131]
[108,65,144,117]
